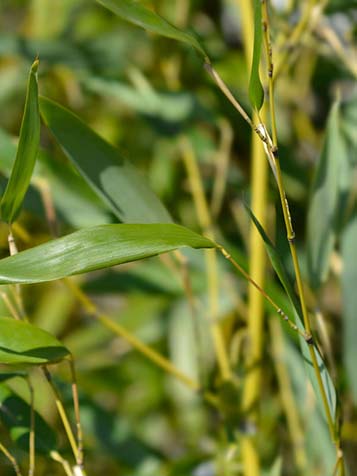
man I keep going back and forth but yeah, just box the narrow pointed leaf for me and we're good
[307,100,348,289]
[40,96,172,224]
[0,223,215,285]
[0,383,57,454]
[96,0,207,59]
[248,0,264,111]
[342,211,357,403]
[0,318,70,366]
[0,59,40,223]
[247,206,336,421]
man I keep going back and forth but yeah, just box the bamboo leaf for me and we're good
[96,0,207,60]
[0,318,70,366]
[0,383,57,454]
[342,210,357,404]
[0,223,215,285]
[307,100,348,289]
[246,206,337,421]
[0,59,40,224]
[248,0,264,111]
[39,96,172,224]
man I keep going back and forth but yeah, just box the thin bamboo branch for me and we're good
[68,358,84,469]
[180,136,232,381]
[261,2,343,471]
[64,278,218,408]
[50,451,74,476]
[0,442,23,476]
[42,367,79,462]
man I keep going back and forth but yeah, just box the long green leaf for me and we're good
[0,59,40,223]
[40,96,172,224]
[96,0,207,59]
[0,224,214,284]
[307,100,348,289]
[248,0,264,111]
[246,206,336,421]
[0,318,69,366]
[342,210,357,404]
[0,383,57,454]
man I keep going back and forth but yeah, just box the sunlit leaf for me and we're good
[0,224,215,285]
[0,59,40,223]
[0,383,57,454]
[0,318,70,366]
[96,0,207,59]
[248,0,264,111]
[40,96,172,224]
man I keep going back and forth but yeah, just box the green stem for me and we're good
[261,0,340,456]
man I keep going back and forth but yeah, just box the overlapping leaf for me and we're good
[0,317,69,366]
[40,96,172,224]
[0,383,57,454]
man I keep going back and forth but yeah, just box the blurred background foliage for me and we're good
[0,0,356,475]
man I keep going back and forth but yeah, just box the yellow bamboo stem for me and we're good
[180,136,232,381]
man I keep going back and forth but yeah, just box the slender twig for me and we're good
[64,278,218,408]
[67,358,83,469]
[0,292,21,320]
[0,442,23,476]
[180,136,232,381]
[217,245,307,340]
[42,367,79,462]
[34,178,58,237]
[204,64,254,129]
[50,451,74,476]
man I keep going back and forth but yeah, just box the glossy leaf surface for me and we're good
[0,317,69,366]
[0,59,40,223]
[0,224,214,284]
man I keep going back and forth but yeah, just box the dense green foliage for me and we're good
[0,1,356,475]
